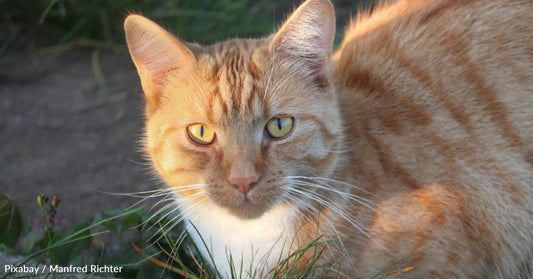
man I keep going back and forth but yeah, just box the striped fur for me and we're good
[125,0,532,277]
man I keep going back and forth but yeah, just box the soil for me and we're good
[0,48,155,227]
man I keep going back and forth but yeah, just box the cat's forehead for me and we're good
[198,38,268,60]
[193,38,273,124]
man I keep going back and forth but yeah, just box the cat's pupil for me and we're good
[277,118,282,130]
[200,125,204,137]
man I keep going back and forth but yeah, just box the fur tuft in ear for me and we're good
[124,14,195,111]
[270,0,335,57]
[270,0,335,88]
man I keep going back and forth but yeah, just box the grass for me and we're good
[0,194,341,278]
[1,193,416,278]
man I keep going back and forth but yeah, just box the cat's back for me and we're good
[333,0,533,185]
[331,0,532,277]
[334,0,532,144]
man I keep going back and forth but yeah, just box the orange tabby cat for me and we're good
[124,0,532,277]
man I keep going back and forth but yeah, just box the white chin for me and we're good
[180,199,296,278]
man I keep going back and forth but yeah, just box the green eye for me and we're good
[187,123,216,145]
[266,116,294,139]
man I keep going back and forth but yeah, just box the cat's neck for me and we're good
[180,197,298,278]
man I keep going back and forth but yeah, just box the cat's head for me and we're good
[125,0,342,219]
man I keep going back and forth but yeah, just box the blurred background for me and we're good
[0,0,377,238]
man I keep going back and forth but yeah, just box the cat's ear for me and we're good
[124,14,195,111]
[270,0,335,64]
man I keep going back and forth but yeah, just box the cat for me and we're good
[124,0,533,277]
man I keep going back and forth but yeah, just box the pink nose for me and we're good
[228,160,259,195]
[229,176,258,195]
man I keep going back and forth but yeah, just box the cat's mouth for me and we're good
[221,193,274,219]
[205,180,278,219]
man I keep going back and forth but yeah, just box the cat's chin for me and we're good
[225,199,273,220]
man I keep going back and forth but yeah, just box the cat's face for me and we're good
[125,0,339,219]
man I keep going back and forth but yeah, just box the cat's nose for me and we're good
[229,176,258,195]
[228,160,259,195]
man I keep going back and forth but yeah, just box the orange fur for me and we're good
[125,0,532,277]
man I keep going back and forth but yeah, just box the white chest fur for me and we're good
[180,200,295,278]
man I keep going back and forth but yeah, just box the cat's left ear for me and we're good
[270,0,335,70]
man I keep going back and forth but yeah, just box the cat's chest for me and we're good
[181,201,296,278]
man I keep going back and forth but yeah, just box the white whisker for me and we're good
[286,175,375,197]
[285,185,390,253]
[282,190,352,264]
[143,190,205,233]
[148,193,207,245]
[290,180,381,213]
[99,188,174,197]
[262,58,276,102]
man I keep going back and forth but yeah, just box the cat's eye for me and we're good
[265,116,294,139]
[187,124,216,145]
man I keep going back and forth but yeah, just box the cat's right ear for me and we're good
[124,14,195,112]
[270,0,334,60]
[269,0,335,87]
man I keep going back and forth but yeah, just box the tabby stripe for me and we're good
[297,114,338,141]
[307,142,338,169]
[377,113,403,134]
[493,31,529,83]
[390,44,476,135]
[245,52,262,115]
[247,54,262,80]
[444,30,532,166]
[487,157,525,206]
[216,88,229,116]
[363,123,422,189]
[345,121,382,190]
[344,67,432,127]
[247,80,257,114]
[422,133,459,176]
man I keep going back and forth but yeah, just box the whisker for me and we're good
[143,191,205,233]
[100,188,175,211]
[290,180,381,213]
[282,191,351,264]
[189,73,209,106]
[267,66,302,105]
[148,193,207,245]
[125,192,174,210]
[262,52,279,102]
[286,175,376,197]
[329,143,359,154]
[130,197,177,230]
[285,186,390,253]
[99,188,174,197]
[141,200,182,232]
[102,184,205,217]
[148,197,176,213]
[125,157,152,166]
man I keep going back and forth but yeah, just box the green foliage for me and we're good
[0,195,30,251]
[97,208,144,234]
[1,0,380,54]
[43,221,92,266]
[1,0,281,54]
